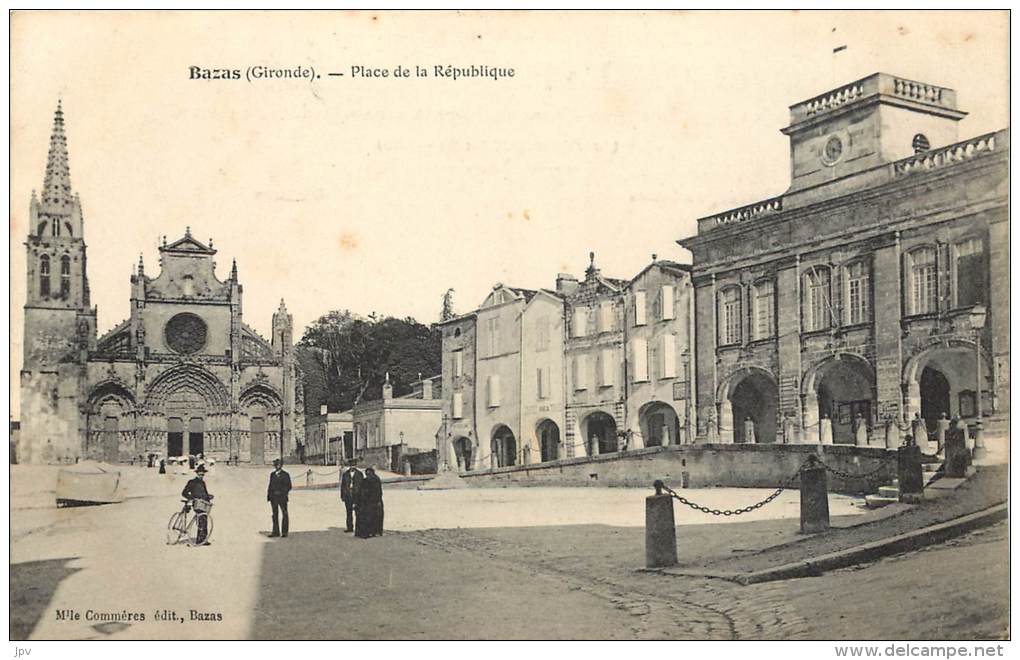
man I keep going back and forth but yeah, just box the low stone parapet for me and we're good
[456,443,895,493]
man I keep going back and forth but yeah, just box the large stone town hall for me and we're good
[18,103,303,464]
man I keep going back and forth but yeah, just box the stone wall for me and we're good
[458,444,896,494]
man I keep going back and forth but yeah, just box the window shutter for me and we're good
[661,285,675,320]
[489,375,501,407]
[634,291,647,326]
[601,348,614,386]
[661,334,677,378]
[573,307,587,337]
[453,350,463,377]
[599,302,613,333]
[574,355,587,390]
[632,339,648,382]
[452,392,464,419]
[536,368,545,399]
[543,368,552,399]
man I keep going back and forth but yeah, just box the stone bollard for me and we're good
[897,442,924,501]
[913,416,932,454]
[936,414,950,454]
[944,426,970,478]
[799,456,830,534]
[645,480,678,568]
[819,416,833,445]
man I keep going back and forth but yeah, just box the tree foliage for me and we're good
[296,310,441,416]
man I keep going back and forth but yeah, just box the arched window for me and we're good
[844,261,871,325]
[718,286,741,346]
[39,255,51,297]
[60,256,71,298]
[802,267,832,332]
[954,238,986,308]
[907,247,938,315]
[52,221,59,237]
[752,280,775,340]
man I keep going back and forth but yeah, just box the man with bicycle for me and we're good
[181,464,213,545]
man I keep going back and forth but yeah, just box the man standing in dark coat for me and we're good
[181,464,213,545]
[267,458,292,538]
[355,467,384,538]
[339,462,363,533]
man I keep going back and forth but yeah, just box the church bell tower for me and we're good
[20,101,96,463]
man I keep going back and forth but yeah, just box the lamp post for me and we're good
[320,404,329,466]
[970,305,988,460]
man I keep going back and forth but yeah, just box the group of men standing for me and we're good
[339,462,384,538]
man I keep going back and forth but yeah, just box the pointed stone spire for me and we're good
[41,100,73,212]
[137,253,145,276]
[230,258,238,281]
[185,225,192,238]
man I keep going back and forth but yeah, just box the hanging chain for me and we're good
[657,459,808,517]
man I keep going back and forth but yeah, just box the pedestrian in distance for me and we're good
[355,466,384,538]
[267,458,292,538]
[339,461,363,533]
[181,464,213,545]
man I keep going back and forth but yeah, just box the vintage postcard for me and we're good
[8,10,1010,645]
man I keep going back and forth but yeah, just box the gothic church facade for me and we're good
[19,103,304,464]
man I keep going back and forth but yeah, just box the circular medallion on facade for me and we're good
[821,135,844,166]
[164,312,208,354]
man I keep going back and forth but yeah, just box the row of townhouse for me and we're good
[437,254,695,471]
[436,71,1008,471]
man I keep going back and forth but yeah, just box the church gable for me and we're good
[145,230,230,302]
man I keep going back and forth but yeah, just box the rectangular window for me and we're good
[535,317,550,352]
[598,302,614,333]
[845,263,871,325]
[572,307,587,338]
[719,287,741,345]
[573,355,587,390]
[661,285,675,320]
[956,239,986,308]
[452,392,464,419]
[599,348,614,386]
[486,375,501,407]
[536,367,547,399]
[634,291,647,326]
[661,334,677,378]
[632,338,648,382]
[753,281,775,339]
[452,350,464,378]
[910,249,938,315]
[804,269,832,331]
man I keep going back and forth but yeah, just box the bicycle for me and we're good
[166,498,214,546]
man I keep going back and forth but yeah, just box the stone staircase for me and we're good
[864,461,942,508]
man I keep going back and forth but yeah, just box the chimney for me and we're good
[556,273,579,296]
[422,378,433,400]
[382,372,393,400]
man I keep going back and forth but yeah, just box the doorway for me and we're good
[537,419,560,462]
[103,416,119,463]
[189,417,204,456]
[920,366,951,433]
[167,417,184,457]
[251,417,266,464]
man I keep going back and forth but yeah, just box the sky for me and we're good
[8,10,1009,411]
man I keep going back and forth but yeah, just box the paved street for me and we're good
[9,464,1008,640]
